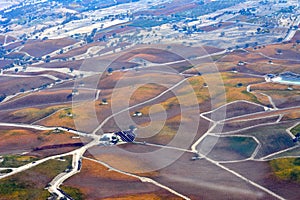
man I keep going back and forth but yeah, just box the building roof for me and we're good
[115,130,136,142]
[279,71,300,81]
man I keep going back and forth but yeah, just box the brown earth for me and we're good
[0,89,94,111]
[213,115,279,133]
[0,76,54,96]
[205,101,265,121]
[224,160,300,200]
[0,127,86,157]
[32,59,83,70]
[22,37,77,57]
[85,148,272,200]
[63,158,182,200]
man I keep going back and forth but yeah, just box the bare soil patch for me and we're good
[22,37,77,57]
[224,160,300,200]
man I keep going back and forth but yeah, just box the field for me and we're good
[0,156,72,200]
[270,158,300,183]
[237,122,295,159]
[205,136,258,161]
[213,116,279,133]
[0,105,66,124]
[0,127,86,157]
[224,160,300,200]
[247,42,300,61]
[21,38,77,58]
[205,101,265,122]
[291,124,300,135]
[32,59,84,70]
[62,158,182,200]
[0,0,300,199]
[0,155,38,168]
[85,148,271,199]
[0,76,54,97]
[249,82,300,108]
[0,89,95,111]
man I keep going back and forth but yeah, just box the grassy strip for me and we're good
[270,158,300,183]
[60,186,84,200]
[291,124,300,136]
[0,156,72,200]
[0,155,38,168]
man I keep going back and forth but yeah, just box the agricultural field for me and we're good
[0,0,299,199]
[0,156,72,200]
[62,158,182,200]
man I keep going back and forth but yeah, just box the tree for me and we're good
[45,55,51,63]
[101,98,108,104]
[256,27,261,33]
[294,158,300,166]
[277,37,283,42]
[276,49,282,54]
[0,94,6,102]
[289,170,299,181]
[107,68,113,74]
[236,83,243,87]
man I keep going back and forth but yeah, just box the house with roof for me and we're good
[265,71,300,85]
[100,129,136,145]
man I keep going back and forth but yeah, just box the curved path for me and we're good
[84,157,191,200]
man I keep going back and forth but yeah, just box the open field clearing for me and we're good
[0,127,86,157]
[247,43,300,61]
[0,76,54,97]
[0,155,37,168]
[205,136,258,161]
[224,160,300,200]
[0,0,299,199]
[212,115,279,133]
[0,105,67,124]
[205,101,266,121]
[0,89,95,111]
[219,49,300,75]
[0,156,72,200]
[21,38,77,58]
[62,158,182,200]
[270,158,300,183]
[38,101,100,132]
[283,111,300,120]
[85,149,271,199]
[257,90,300,109]
[291,124,300,135]
[32,59,84,70]
[236,122,295,159]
